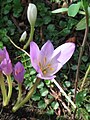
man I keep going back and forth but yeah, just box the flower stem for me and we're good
[0,72,7,106]
[14,84,22,106]
[6,35,30,57]
[7,75,12,104]
[23,26,34,49]
[12,78,40,112]
[52,79,76,109]
[80,65,90,91]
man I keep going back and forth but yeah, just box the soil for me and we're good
[0,88,57,120]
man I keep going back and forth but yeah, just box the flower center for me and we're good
[39,57,54,75]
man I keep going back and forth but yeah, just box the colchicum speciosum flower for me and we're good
[0,47,12,75]
[23,3,37,49]
[13,62,26,84]
[20,31,27,42]
[30,40,75,80]
[0,47,13,106]
[27,3,37,26]
[13,62,26,107]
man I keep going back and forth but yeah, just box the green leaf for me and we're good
[76,17,90,30]
[47,109,54,115]
[82,56,88,62]
[85,104,90,112]
[3,4,11,14]
[0,41,3,48]
[13,0,23,17]
[40,88,49,97]
[43,16,51,24]
[59,28,70,36]
[51,101,59,110]
[78,108,89,120]
[82,0,89,11]
[29,69,36,75]
[38,100,47,109]
[32,93,40,101]
[52,8,68,14]
[63,81,71,88]
[68,2,81,17]
[76,90,87,106]
[71,65,77,71]
[47,24,55,32]
[37,82,44,89]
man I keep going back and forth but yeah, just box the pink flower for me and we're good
[13,62,26,84]
[30,40,75,80]
[0,47,12,75]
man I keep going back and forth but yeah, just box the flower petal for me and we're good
[0,59,12,75]
[27,3,37,26]
[13,62,25,84]
[45,52,62,76]
[37,73,56,80]
[30,42,42,74]
[3,47,10,60]
[0,49,5,62]
[53,42,75,65]
[41,40,54,58]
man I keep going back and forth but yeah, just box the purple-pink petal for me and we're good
[0,49,5,62]
[53,42,75,66]
[41,40,54,58]
[37,73,56,80]
[30,42,42,74]
[13,62,25,84]
[3,47,10,60]
[0,47,12,75]
[0,58,12,75]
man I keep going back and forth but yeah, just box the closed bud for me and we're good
[20,31,27,42]
[27,3,37,26]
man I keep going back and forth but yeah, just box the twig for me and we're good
[73,8,89,120]
[74,9,89,100]
[11,15,22,33]
[58,98,71,114]
[52,79,76,109]
[6,35,30,57]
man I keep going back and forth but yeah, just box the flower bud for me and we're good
[27,3,37,26]
[0,47,12,75]
[19,31,27,42]
[13,62,25,84]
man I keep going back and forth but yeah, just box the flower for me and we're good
[0,47,12,75]
[0,49,5,62]
[20,31,27,42]
[27,3,37,26]
[30,40,75,80]
[13,62,26,84]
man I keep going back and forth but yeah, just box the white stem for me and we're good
[52,79,76,109]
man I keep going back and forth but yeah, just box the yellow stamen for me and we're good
[43,70,47,74]
[47,64,51,67]
[49,67,54,71]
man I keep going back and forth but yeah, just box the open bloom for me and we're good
[13,62,26,84]
[0,47,12,75]
[30,40,75,80]
[27,3,37,26]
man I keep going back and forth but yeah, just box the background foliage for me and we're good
[0,0,90,119]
